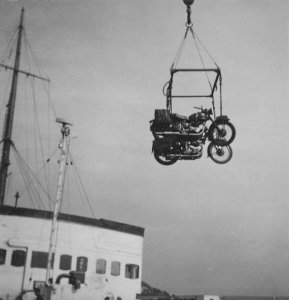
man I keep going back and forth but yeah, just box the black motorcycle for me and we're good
[150,107,235,165]
[151,107,236,145]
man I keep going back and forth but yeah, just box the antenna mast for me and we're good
[45,118,72,285]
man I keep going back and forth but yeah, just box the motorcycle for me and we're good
[150,107,235,165]
[151,107,236,145]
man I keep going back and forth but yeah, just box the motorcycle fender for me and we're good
[152,140,157,153]
[215,115,229,123]
[207,115,230,141]
[207,143,211,158]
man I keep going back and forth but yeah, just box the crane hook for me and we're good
[183,0,194,27]
[183,0,194,6]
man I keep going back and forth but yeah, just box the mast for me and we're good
[45,118,72,285]
[0,8,25,206]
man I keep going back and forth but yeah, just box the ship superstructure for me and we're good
[0,8,144,300]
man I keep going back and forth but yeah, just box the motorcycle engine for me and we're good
[186,141,203,156]
[186,123,204,134]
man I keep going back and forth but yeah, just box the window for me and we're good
[31,251,54,269]
[11,250,26,267]
[76,256,88,272]
[59,255,72,270]
[96,259,106,274]
[125,264,139,279]
[111,261,120,276]
[0,249,6,265]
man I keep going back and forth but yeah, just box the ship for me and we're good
[0,8,144,300]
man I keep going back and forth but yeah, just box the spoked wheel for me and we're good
[153,151,178,166]
[210,122,236,146]
[207,142,233,164]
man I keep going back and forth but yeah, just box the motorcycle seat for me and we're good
[170,113,187,121]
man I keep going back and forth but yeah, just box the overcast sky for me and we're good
[0,0,289,297]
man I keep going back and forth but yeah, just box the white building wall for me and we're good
[0,214,144,300]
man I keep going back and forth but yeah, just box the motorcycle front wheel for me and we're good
[209,122,236,146]
[153,151,178,166]
[207,142,233,164]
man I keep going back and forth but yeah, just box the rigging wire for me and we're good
[0,29,18,66]
[69,151,96,219]
[19,31,55,210]
[24,69,29,163]
[47,87,51,202]
[23,28,57,208]
[0,34,17,121]
[11,143,52,209]
[23,30,57,118]
[30,77,51,205]
[23,30,49,83]
[11,145,37,209]
[15,147,58,207]
[63,162,73,256]
[15,152,44,210]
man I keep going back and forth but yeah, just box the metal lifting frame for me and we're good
[166,68,222,118]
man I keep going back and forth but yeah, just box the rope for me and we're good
[171,27,189,70]
[192,31,220,69]
[190,27,213,91]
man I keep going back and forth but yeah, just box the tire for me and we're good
[209,121,236,146]
[153,151,178,166]
[207,142,233,164]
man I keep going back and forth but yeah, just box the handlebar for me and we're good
[193,106,212,115]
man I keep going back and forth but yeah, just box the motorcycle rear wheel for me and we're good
[207,142,233,164]
[153,151,178,166]
[209,121,236,146]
